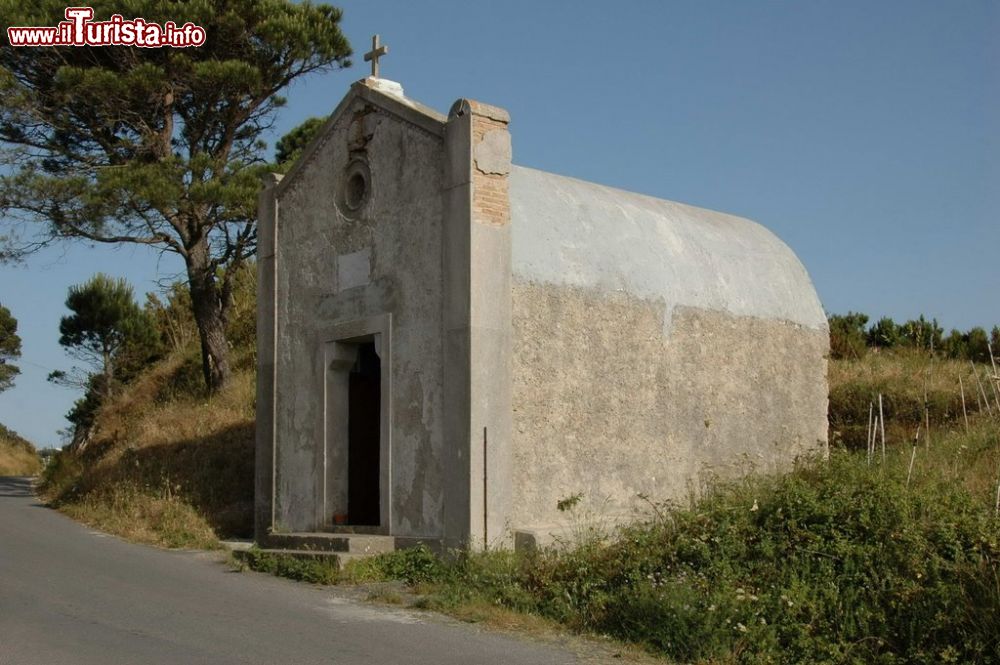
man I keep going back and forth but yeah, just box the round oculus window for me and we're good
[340,160,371,213]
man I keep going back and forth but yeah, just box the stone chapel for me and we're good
[254,74,829,553]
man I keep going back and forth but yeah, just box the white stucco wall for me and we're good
[509,166,827,334]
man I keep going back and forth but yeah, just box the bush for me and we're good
[829,312,999,364]
[239,548,339,585]
[564,451,1000,663]
[868,316,903,350]
[899,316,944,352]
[829,312,869,359]
[345,545,447,585]
[38,448,81,495]
[336,425,1000,664]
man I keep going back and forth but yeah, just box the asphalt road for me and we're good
[0,477,590,665]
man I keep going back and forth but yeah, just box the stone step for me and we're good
[335,552,372,567]
[233,547,339,565]
[233,548,371,570]
[262,532,396,555]
[218,539,254,552]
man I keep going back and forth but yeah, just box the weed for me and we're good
[829,350,993,449]
[342,545,447,585]
[557,493,584,512]
[238,547,339,585]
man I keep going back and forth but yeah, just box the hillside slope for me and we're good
[0,423,41,476]
[40,349,255,549]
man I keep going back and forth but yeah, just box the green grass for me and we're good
[235,548,340,585]
[234,543,444,587]
[292,421,1000,665]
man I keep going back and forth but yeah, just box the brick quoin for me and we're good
[468,101,511,228]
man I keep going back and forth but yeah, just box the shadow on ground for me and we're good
[0,476,34,498]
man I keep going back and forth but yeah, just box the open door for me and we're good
[323,315,392,533]
[347,342,380,525]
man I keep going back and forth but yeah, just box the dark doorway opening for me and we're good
[348,342,381,525]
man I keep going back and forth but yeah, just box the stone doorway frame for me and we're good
[322,313,392,534]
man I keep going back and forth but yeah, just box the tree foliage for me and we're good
[52,273,158,395]
[274,116,325,167]
[945,326,994,364]
[0,302,21,392]
[0,0,352,391]
[899,315,943,351]
[828,312,868,360]
[830,312,999,363]
[867,316,902,349]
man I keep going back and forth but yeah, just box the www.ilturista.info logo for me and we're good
[7,7,206,47]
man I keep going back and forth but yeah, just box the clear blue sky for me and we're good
[1,1,997,448]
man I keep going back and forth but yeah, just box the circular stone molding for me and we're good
[339,158,372,215]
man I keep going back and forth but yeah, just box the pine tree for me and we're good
[0,1,352,391]
[0,303,21,393]
[53,274,157,398]
[275,117,326,166]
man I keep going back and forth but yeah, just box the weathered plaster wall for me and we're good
[510,285,829,533]
[271,91,447,538]
[507,166,829,535]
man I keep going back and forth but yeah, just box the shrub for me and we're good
[239,548,339,585]
[899,316,944,352]
[829,312,869,359]
[344,545,447,585]
[868,316,903,350]
[335,425,1000,664]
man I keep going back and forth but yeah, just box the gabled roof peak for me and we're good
[358,76,404,98]
[272,77,447,197]
[351,77,447,132]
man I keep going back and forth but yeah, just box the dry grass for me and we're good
[412,597,666,664]
[40,348,256,549]
[60,483,220,550]
[903,417,1000,505]
[829,348,978,395]
[0,423,41,476]
[829,349,997,449]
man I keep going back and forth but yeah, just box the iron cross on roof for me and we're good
[364,34,389,78]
